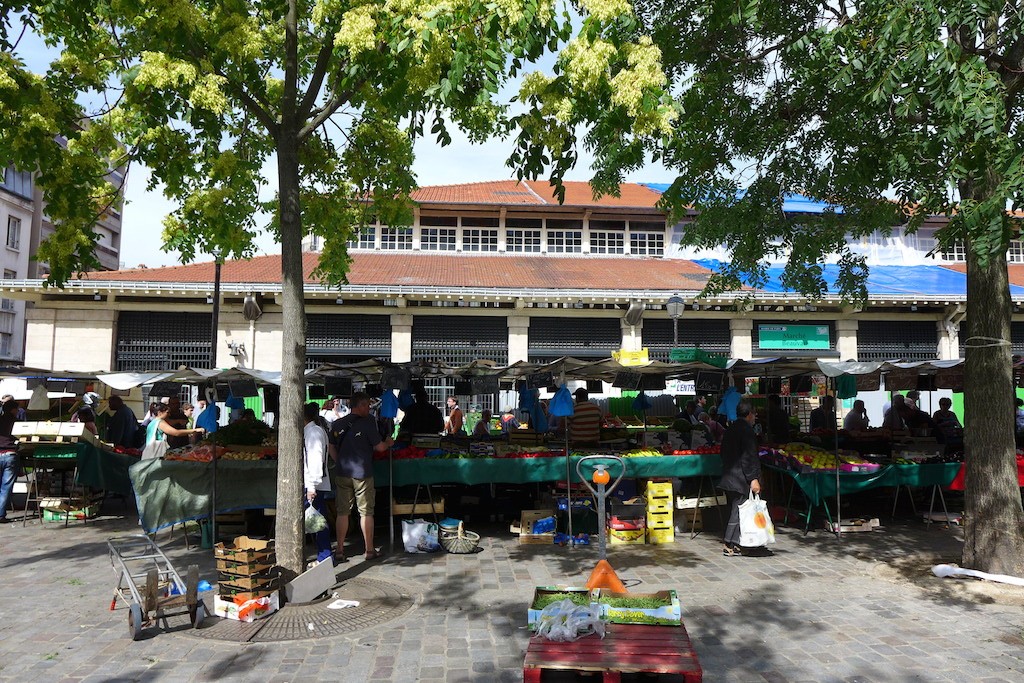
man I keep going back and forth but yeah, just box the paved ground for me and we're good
[1,495,1023,683]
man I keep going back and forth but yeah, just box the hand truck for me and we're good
[108,535,207,640]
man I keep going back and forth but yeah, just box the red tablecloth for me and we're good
[949,457,1024,491]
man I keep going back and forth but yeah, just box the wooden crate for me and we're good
[391,498,445,515]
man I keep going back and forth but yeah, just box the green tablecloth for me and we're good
[129,459,279,533]
[75,442,138,496]
[770,462,961,507]
[373,454,722,487]
[20,443,79,460]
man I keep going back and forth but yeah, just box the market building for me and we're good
[7,180,1024,395]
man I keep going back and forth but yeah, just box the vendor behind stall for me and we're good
[569,388,601,446]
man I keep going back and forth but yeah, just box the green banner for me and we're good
[758,324,830,350]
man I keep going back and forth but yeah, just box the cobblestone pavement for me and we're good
[1,502,1023,683]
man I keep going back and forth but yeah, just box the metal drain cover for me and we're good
[172,576,415,643]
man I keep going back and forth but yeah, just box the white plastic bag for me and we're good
[738,491,776,547]
[401,518,440,553]
[535,599,605,642]
[141,439,168,460]
[304,504,328,533]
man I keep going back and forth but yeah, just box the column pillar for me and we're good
[937,319,959,360]
[508,316,530,363]
[834,319,859,361]
[621,318,643,352]
[391,313,413,363]
[730,318,753,360]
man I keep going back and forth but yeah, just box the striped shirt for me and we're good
[569,401,602,445]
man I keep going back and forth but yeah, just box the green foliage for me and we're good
[630,0,1024,300]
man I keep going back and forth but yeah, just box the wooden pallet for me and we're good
[523,623,702,682]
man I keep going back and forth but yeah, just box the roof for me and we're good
[643,183,842,215]
[944,263,1024,289]
[694,259,1024,298]
[411,180,663,209]
[79,252,713,292]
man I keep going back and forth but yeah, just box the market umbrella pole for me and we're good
[565,429,573,545]
[833,377,841,539]
[389,443,394,551]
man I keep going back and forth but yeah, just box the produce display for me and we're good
[760,443,882,473]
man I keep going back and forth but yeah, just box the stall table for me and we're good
[75,442,138,497]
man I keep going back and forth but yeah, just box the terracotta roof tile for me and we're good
[81,252,711,292]
[410,180,662,209]
[944,263,1024,288]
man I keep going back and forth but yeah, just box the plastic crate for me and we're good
[647,496,673,513]
[646,527,675,544]
[646,511,673,529]
[645,481,673,498]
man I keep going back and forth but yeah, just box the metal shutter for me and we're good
[959,321,1024,356]
[411,316,508,365]
[529,317,620,362]
[116,312,212,371]
[642,319,731,361]
[858,320,937,361]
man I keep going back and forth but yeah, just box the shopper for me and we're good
[718,400,769,557]
[843,399,870,431]
[568,388,602,446]
[882,395,907,431]
[472,410,493,438]
[809,395,837,431]
[303,402,333,563]
[105,395,140,449]
[698,412,725,444]
[330,392,394,563]
[766,394,791,442]
[443,396,465,435]
[145,404,205,444]
[398,386,444,436]
[0,396,19,523]
[933,397,962,443]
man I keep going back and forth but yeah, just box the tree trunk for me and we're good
[273,0,307,579]
[962,232,1024,575]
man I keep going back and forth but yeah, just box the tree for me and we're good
[622,0,1024,573]
[0,0,672,574]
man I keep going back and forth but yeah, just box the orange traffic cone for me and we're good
[585,559,628,593]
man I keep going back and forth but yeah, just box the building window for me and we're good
[1,269,14,311]
[464,228,498,252]
[1,166,33,200]
[1009,240,1024,263]
[942,240,966,262]
[421,227,456,251]
[546,219,583,253]
[0,333,11,357]
[506,229,542,252]
[6,217,20,251]
[380,227,413,250]
[630,231,664,256]
[347,224,376,249]
[590,220,626,254]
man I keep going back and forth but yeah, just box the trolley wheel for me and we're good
[128,603,143,641]
[190,601,206,629]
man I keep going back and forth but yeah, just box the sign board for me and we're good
[325,377,353,398]
[612,371,643,390]
[453,380,473,395]
[149,381,180,398]
[229,379,259,398]
[884,368,918,391]
[612,348,649,367]
[854,373,881,392]
[471,374,499,395]
[214,383,231,401]
[307,384,326,400]
[640,374,667,391]
[758,324,831,350]
[526,371,554,390]
[936,369,964,391]
[381,367,411,391]
[694,371,725,393]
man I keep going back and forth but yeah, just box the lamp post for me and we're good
[666,295,685,347]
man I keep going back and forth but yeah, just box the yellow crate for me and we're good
[647,511,673,529]
[646,527,675,544]
[645,481,673,498]
[646,497,673,513]
[609,528,646,545]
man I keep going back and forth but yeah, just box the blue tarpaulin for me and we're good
[691,259,1024,298]
[642,184,843,214]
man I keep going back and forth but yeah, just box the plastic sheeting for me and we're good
[642,184,844,215]
[692,259,1024,298]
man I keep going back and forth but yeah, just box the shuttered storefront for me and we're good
[858,320,937,361]
[528,317,620,363]
[642,319,731,361]
[116,311,212,371]
[411,316,508,365]
[306,314,392,370]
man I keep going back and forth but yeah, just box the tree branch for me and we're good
[298,36,338,119]
[299,88,353,139]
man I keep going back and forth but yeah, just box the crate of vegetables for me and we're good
[595,589,681,626]
[527,587,596,629]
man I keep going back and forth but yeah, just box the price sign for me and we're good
[936,369,964,391]
[613,371,643,390]
[854,373,881,391]
[325,377,353,397]
[149,381,180,398]
[884,368,918,391]
[640,374,667,391]
[694,371,725,393]
[381,367,411,391]
[229,378,259,398]
[471,374,499,394]
[526,371,554,390]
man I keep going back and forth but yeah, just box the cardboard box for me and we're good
[676,508,702,532]
[608,515,645,530]
[829,517,882,532]
[214,536,275,562]
[646,526,675,544]
[512,509,557,545]
[676,494,727,509]
[609,528,645,545]
[527,587,595,629]
[391,498,445,515]
[218,573,278,591]
[213,591,280,622]
[596,589,681,626]
[217,559,275,575]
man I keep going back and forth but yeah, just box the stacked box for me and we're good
[646,481,674,544]
[607,497,646,543]
[214,536,280,619]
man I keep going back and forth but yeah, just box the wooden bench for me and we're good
[524,622,703,682]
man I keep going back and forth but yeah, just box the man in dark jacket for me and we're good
[718,399,768,556]
[105,395,141,449]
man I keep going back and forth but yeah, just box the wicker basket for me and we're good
[440,522,481,554]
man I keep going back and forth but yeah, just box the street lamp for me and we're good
[666,295,685,346]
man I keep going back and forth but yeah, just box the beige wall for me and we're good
[25,306,116,371]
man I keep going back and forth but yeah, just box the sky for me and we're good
[10,14,679,270]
